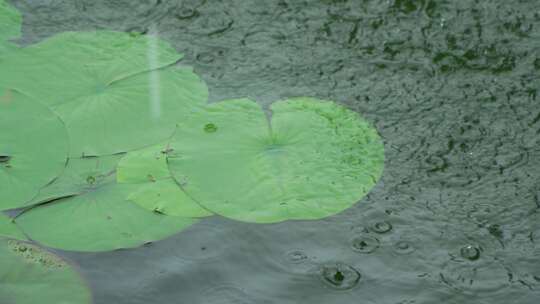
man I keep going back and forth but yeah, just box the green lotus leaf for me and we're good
[0,213,26,240]
[0,30,208,157]
[15,173,198,252]
[28,154,123,206]
[0,238,92,304]
[0,87,69,211]
[118,144,212,217]
[116,144,170,183]
[0,0,21,52]
[167,97,385,223]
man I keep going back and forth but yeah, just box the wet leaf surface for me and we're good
[16,171,198,252]
[167,97,384,223]
[0,213,26,240]
[0,30,208,157]
[0,87,69,211]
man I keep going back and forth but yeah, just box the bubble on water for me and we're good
[393,240,416,255]
[460,245,480,261]
[350,235,379,253]
[371,221,393,234]
[320,262,361,290]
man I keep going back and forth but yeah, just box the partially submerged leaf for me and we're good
[0,213,26,240]
[167,97,385,223]
[0,238,92,304]
[0,87,69,211]
[0,0,21,52]
[0,31,208,156]
[118,144,211,217]
[15,173,198,252]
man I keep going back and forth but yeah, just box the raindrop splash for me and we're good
[371,221,393,234]
[350,235,380,253]
[285,250,308,264]
[320,262,361,290]
[393,240,415,255]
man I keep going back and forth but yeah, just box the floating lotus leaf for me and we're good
[0,87,69,211]
[0,0,21,52]
[15,172,198,252]
[167,97,385,223]
[116,144,170,183]
[0,238,92,304]
[0,31,208,156]
[0,213,25,240]
[117,144,211,217]
[28,154,123,206]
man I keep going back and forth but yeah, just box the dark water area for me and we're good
[10,0,540,303]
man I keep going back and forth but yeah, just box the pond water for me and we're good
[2,0,540,303]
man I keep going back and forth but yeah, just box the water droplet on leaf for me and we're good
[86,176,96,185]
[204,123,218,133]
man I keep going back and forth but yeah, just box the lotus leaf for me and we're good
[0,87,69,211]
[116,144,170,183]
[0,213,25,240]
[0,238,92,304]
[0,31,208,156]
[117,144,211,217]
[15,172,198,252]
[28,154,123,206]
[167,97,385,223]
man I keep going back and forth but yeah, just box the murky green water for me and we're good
[8,0,540,303]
